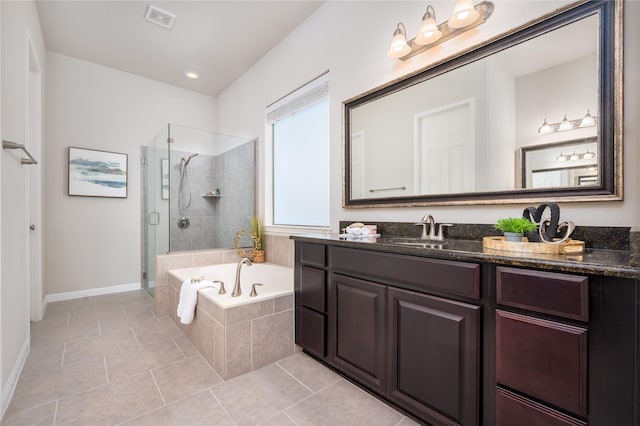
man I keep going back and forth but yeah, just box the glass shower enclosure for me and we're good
[141,124,256,295]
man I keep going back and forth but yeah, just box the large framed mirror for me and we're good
[344,0,622,207]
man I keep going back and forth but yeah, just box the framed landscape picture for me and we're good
[68,147,128,198]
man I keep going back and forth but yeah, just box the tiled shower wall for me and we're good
[170,140,255,251]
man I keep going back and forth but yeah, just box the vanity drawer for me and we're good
[329,247,480,299]
[496,267,588,321]
[496,387,586,426]
[299,307,325,358]
[300,266,326,313]
[496,310,587,417]
[300,243,326,267]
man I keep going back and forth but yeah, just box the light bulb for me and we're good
[556,152,569,162]
[449,0,480,29]
[579,109,596,127]
[538,118,553,135]
[558,114,573,131]
[415,6,442,46]
[387,23,411,59]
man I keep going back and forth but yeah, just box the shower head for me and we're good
[181,153,199,165]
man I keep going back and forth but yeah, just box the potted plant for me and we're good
[494,217,538,242]
[249,215,265,263]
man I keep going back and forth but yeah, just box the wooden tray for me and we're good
[482,236,585,254]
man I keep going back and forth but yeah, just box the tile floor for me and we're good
[2,290,419,426]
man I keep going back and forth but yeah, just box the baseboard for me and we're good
[1,338,30,418]
[44,282,142,303]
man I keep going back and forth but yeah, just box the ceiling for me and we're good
[35,1,324,97]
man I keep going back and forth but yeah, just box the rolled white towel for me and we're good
[177,279,218,325]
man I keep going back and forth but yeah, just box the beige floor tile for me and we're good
[63,331,139,366]
[20,338,64,377]
[92,290,150,305]
[257,411,297,425]
[211,363,312,424]
[55,372,164,425]
[152,357,222,404]
[105,338,185,382]
[6,357,107,414]
[44,298,95,316]
[31,317,100,343]
[276,353,341,392]
[68,304,126,325]
[98,314,158,338]
[0,401,56,426]
[171,334,201,359]
[285,379,404,426]
[122,390,234,426]
[132,318,184,346]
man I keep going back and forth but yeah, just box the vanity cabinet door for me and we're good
[388,288,480,426]
[328,273,387,395]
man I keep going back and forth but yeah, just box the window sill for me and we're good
[264,225,331,237]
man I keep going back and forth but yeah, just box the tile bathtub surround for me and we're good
[167,271,295,380]
[154,236,295,315]
[2,289,418,425]
[340,221,634,251]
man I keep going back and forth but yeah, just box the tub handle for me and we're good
[250,283,263,297]
[213,280,226,295]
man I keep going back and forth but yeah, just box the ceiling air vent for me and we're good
[144,5,176,30]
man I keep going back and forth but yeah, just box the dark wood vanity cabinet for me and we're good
[294,239,640,426]
[388,288,480,426]
[295,243,328,359]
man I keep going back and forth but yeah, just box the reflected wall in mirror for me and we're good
[344,0,622,207]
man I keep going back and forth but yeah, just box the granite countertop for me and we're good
[292,234,640,279]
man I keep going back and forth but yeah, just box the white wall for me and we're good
[45,52,216,295]
[0,0,46,415]
[216,0,640,229]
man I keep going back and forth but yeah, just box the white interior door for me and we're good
[414,100,475,195]
[28,37,43,321]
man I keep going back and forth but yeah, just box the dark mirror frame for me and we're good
[343,0,622,208]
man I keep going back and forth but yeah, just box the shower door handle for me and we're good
[149,212,160,226]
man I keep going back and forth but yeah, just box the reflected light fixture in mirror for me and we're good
[537,110,597,135]
[556,149,596,162]
[387,1,494,61]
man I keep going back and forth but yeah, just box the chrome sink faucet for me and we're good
[416,213,453,241]
[232,257,253,297]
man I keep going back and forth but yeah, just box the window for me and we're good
[267,74,329,228]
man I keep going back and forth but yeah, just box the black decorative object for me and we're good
[523,203,561,242]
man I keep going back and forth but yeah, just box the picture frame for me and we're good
[161,158,169,200]
[68,147,128,198]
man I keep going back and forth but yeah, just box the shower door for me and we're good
[142,126,169,295]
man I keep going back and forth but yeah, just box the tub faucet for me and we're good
[232,257,253,297]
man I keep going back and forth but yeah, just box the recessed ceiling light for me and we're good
[145,5,176,30]
[185,72,199,80]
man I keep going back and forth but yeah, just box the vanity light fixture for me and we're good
[537,110,597,135]
[387,1,494,60]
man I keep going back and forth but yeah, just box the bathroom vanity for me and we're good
[292,235,639,426]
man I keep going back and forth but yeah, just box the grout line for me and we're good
[131,328,141,347]
[274,363,315,394]
[151,308,161,323]
[209,389,237,425]
[97,319,103,337]
[60,343,67,368]
[170,337,187,359]
[283,411,299,425]
[149,370,167,406]
[103,355,110,385]
[65,313,70,327]
[52,399,58,426]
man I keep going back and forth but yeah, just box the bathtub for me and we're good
[169,262,293,308]
[167,261,295,379]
